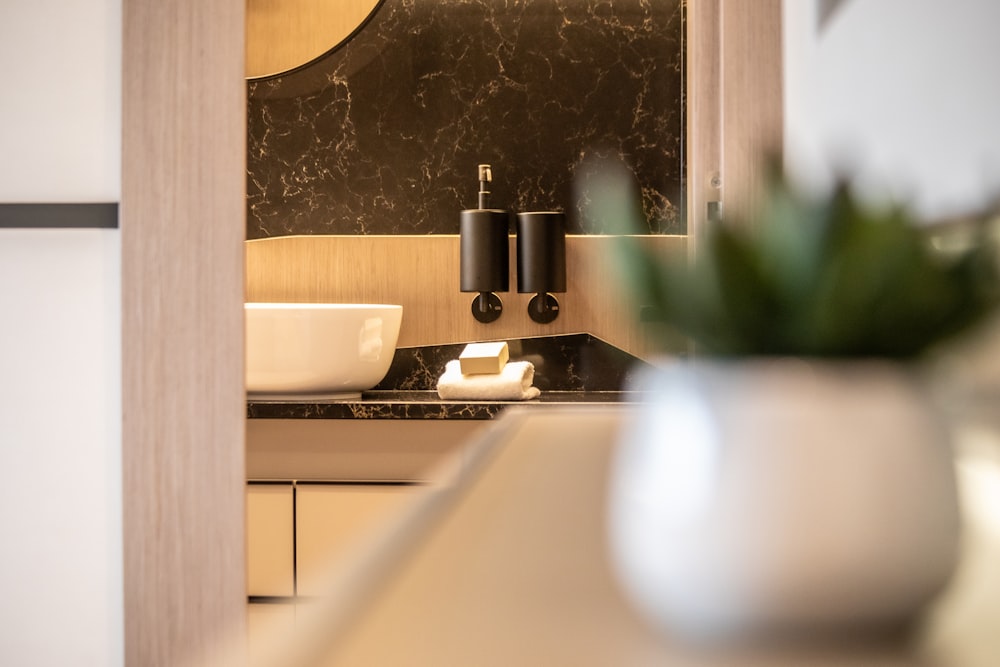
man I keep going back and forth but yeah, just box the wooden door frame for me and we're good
[121,0,247,664]
[687,0,784,249]
[120,1,781,663]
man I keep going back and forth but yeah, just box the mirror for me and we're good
[246,0,382,79]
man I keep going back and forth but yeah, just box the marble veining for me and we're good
[246,390,641,419]
[248,0,684,238]
[377,332,649,391]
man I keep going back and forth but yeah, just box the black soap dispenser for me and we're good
[516,210,566,323]
[460,164,510,323]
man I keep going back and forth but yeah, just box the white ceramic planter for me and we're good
[607,359,961,641]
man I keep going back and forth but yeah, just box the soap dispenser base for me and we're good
[527,293,560,324]
[471,292,503,323]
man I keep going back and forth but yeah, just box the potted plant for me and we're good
[600,167,1000,641]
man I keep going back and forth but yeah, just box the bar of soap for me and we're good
[459,341,510,375]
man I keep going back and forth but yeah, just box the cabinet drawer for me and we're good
[295,483,418,597]
[246,483,295,597]
[246,419,484,482]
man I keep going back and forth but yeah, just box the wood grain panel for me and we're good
[122,0,247,664]
[685,0,722,254]
[719,0,784,229]
[245,235,688,360]
[687,0,784,241]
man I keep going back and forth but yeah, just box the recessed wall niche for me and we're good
[247,0,684,238]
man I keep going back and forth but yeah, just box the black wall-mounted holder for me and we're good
[517,211,566,324]
[470,290,504,323]
[460,209,509,323]
[460,166,510,323]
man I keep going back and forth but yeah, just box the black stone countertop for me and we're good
[247,334,656,420]
[247,389,646,420]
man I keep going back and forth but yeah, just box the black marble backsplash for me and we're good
[248,0,684,238]
[246,333,657,420]
[376,332,650,392]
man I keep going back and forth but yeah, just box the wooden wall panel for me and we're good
[685,0,722,254]
[686,0,784,241]
[719,0,784,229]
[122,0,247,664]
[245,235,688,360]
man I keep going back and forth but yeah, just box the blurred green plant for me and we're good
[610,169,1000,358]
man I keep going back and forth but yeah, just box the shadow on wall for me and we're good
[818,0,855,31]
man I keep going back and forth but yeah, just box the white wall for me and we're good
[0,0,121,201]
[784,0,1000,219]
[0,1,123,666]
[0,230,122,666]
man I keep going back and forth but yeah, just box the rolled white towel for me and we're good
[436,359,541,401]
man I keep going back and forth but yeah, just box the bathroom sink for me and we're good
[245,303,403,399]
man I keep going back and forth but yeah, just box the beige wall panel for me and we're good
[245,235,687,360]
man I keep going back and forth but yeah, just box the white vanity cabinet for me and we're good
[246,481,422,599]
[246,418,484,483]
[245,480,419,659]
[244,414,491,661]
[246,482,295,598]
[247,602,296,661]
[245,418,487,599]
[295,483,417,596]
[246,482,297,662]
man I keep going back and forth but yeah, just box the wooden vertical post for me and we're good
[122,0,247,663]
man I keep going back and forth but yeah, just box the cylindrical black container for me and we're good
[460,209,509,293]
[516,211,566,293]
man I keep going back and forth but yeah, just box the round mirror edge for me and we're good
[246,0,388,82]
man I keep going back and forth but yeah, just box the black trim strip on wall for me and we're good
[0,203,119,229]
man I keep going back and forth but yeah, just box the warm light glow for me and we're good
[955,429,1000,538]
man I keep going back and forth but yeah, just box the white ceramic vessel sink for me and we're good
[246,303,403,399]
